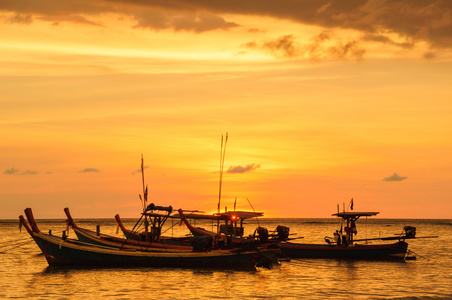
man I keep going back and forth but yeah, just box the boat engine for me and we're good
[276,225,290,241]
[404,226,416,238]
[255,227,269,243]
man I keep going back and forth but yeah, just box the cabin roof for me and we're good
[144,212,177,218]
[173,212,221,220]
[332,211,380,218]
[141,212,210,220]
[173,210,264,220]
[215,211,264,219]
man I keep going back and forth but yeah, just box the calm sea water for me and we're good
[1,217,451,299]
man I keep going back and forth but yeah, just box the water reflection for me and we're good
[2,218,450,299]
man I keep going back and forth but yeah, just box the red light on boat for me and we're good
[231,215,237,221]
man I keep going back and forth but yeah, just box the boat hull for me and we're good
[30,232,277,270]
[183,219,408,260]
[278,241,408,260]
[21,209,280,270]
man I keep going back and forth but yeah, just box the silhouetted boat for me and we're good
[178,209,410,260]
[20,208,280,270]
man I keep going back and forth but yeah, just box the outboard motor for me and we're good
[255,227,269,243]
[404,226,416,238]
[276,225,290,241]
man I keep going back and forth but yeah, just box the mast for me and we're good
[217,133,228,233]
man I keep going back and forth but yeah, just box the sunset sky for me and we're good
[1,0,452,219]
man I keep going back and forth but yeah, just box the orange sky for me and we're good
[1,1,452,219]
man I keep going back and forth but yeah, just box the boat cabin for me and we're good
[215,211,263,237]
[332,211,379,245]
[140,203,174,242]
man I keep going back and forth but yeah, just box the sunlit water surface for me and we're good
[1,218,451,299]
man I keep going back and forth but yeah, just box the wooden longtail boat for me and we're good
[20,208,281,270]
[64,207,193,252]
[178,209,410,260]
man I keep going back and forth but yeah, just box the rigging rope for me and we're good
[2,229,66,252]
[160,219,181,236]
[0,237,31,246]
[0,239,34,253]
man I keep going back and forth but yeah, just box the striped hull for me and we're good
[185,221,408,260]
[278,241,408,260]
[29,232,277,270]
[72,226,193,252]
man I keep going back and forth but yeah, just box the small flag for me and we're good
[351,198,354,210]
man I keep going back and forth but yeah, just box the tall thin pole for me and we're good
[141,155,147,212]
[217,135,223,215]
[217,133,228,214]
[217,133,228,233]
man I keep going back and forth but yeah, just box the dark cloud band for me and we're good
[2,0,451,48]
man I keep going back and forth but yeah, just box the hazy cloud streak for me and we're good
[383,173,408,182]
[4,167,20,175]
[80,168,100,173]
[133,11,238,32]
[3,167,40,175]
[226,163,260,174]
[21,170,39,175]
